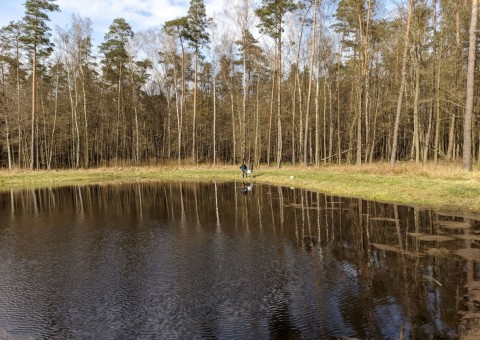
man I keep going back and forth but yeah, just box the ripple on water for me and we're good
[0,183,476,339]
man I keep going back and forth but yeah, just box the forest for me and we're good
[0,0,477,170]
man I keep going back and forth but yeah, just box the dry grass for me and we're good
[1,162,479,212]
[321,161,479,178]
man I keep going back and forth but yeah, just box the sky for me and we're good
[0,0,401,50]
[0,0,225,46]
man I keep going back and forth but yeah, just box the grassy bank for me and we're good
[0,163,479,213]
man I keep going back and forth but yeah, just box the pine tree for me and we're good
[235,29,263,162]
[185,0,211,163]
[99,18,134,162]
[256,0,299,168]
[99,18,133,84]
[21,0,60,169]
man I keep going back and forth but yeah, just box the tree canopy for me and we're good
[0,0,477,170]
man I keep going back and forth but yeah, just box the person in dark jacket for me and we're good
[240,160,247,178]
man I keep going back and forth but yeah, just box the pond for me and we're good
[0,182,479,339]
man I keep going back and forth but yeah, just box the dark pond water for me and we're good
[0,182,480,339]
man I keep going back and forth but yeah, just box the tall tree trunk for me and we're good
[3,76,12,169]
[362,74,371,164]
[303,0,317,165]
[390,0,413,164]
[115,63,123,163]
[35,114,39,168]
[323,77,328,164]
[297,71,303,161]
[133,86,140,165]
[6,116,11,169]
[356,25,362,165]
[213,73,217,165]
[177,39,186,164]
[192,50,198,163]
[292,19,305,165]
[447,5,462,161]
[231,91,236,164]
[1,63,12,169]
[67,67,80,168]
[314,57,320,166]
[276,28,283,168]
[15,37,22,168]
[337,43,343,164]
[426,1,441,163]
[172,55,182,164]
[74,75,80,167]
[30,46,37,170]
[446,105,455,160]
[413,54,420,163]
[267,46,276,166]
[47,67,59,170]
[356,73,362,165]
[166,91,171,159]
[40,90,48,167]
[291,74,296,164]
[423,102,433,163]
[67,69,73,166]
[433,50,442,162]
[254,76,260,168]
[322,76,327,166]
[360,0,372,165]
[463,0,478,171]
[79,65,89,167]
[328,82,333,163]
[369,67,380,162]
[242,43,247,161]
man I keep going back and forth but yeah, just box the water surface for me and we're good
[0,182,479,339]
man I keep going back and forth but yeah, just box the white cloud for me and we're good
[0,0,229,47]
[54,0,180,41]
[54,0,226,43]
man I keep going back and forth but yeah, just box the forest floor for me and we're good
[0,162,479,214]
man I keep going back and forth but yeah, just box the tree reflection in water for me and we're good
[0,182,479,339]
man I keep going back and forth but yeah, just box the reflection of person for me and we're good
[240,160,247,178]
[240,182,253,196]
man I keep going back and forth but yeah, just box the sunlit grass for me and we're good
[0,162,479,212]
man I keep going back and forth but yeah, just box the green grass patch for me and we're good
[0,164,479,213]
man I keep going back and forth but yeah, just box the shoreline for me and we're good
[0,164,479,214]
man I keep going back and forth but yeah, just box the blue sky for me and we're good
[0,0,224,45]
[0,0,401,47]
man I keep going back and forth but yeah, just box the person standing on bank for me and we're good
[240,160,247,178]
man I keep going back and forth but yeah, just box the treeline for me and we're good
[0,0,477,169]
